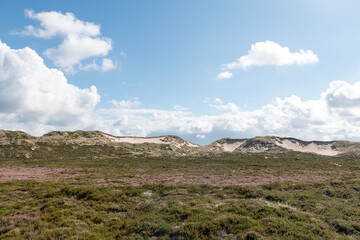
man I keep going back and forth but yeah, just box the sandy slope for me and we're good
[106,133,339,156]
[275,139,338,156]
[214,137,339,156]
[218,141,246,152]
[0,129,345,156]
[103,134,198,148]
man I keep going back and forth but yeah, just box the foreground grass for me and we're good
[2,179,360,239]
[0,144,360,239]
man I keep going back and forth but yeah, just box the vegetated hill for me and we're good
[0,129,360,157]
[211,136,343,156]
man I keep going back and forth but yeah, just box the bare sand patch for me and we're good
[103,134,198,148]
[219,141,246,152]
[0,167,80,181]
[276,139,338,156]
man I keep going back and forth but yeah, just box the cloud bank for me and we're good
[0,41,100,133]
[19,10,115,73]
[1,41,360,143]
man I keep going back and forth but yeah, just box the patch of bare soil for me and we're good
[0,167,329,186]
[0,167,79,181]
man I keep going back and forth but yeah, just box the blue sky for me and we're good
[1,1,360,144]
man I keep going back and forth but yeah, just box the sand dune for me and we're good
[275,139,338,156]
[103,134,198,148]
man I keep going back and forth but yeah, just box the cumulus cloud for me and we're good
[101,58,117,72]
[20,10,99,38]
[44,36,112,73]
[80,58,117,72]
[18,10,115,73]
[323,81,360,108]
[2,41,360,142]
[0,41,100,132]
[98,104,194,137]
[98,81,360,141]
[216,71,233,79]
[111,98,141,109]
[224,41,318,70]
[208,98,239,113]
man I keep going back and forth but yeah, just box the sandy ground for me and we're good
[104,133,339,156]
[103,134,198,148]
[0,168,79,181]
[217,138,339,156]
[219,141,246,152]
[276,139,338,156]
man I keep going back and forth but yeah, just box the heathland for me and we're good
[0,130,360,239]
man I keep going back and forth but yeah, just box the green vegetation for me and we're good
[0,142,360,239]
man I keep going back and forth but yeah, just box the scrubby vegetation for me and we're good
[1,138,360,239]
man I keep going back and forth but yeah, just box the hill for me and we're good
[1,129,359,157]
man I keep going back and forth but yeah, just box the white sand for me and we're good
[103,133,339,155]
[103,134,198,148]
[276,139,338,156]
[220,140,246,152]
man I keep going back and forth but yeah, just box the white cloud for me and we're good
[224,41,318,70]
[3,41,360,142]
[216,71,233,79]
[44,36,112,73]
[80,61,99,71]
[101,58,117,72]
[322,81,360,108]
[18,10,115,73]
[97,104,195,137]
[0,41,100,132]
[80,58,117,72]
[21,10,100,38]
[97,81,360,141]
[208,98,239,113]
[111,98,141,109]
[196,134,206,139]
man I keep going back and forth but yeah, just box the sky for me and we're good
[1,0,360,144]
